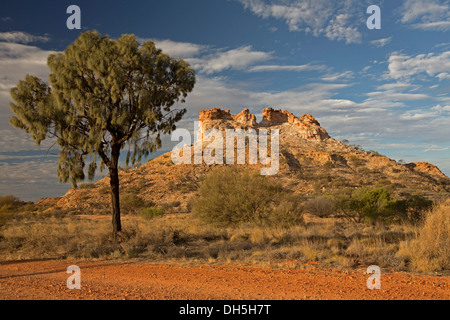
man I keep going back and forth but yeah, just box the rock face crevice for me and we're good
[197,107,330,141]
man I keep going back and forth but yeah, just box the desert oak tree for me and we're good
[9,31,196,235]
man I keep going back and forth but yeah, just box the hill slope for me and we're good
[38,108,450,214]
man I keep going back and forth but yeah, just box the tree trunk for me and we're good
[109,144,122,237]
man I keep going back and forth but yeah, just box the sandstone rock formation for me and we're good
[197,107,330,142]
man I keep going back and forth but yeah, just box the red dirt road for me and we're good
[0,260,448,300]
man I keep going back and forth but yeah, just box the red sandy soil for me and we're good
[0,259,448,300]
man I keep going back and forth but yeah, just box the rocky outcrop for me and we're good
[406,162,448,179]
[198,108,233,121]
[232,109,258,127]
[197,107,330,142]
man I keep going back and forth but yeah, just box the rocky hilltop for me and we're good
[38,108,450,214]
[197,107,330,141]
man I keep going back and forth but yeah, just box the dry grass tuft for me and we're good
[398,200,450,272]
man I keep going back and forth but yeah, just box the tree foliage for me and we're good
[9,31,196,234]
[10,31,195,186]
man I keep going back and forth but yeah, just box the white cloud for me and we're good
[0,159,70,201]
[376,82,413,91]
[437,72,450,80]
[431,104,450,112]
[139,37,330,76]
[194,45,272,74]
[247,63,325,72]
[0,42,55,127]
[400,110,437,120]
[325,13,361,44]
[0,42,54,87]
[0,31,50,44]
[0,129,59,153]
[182,75,356,119]
[238,0,367,44]
[387,50,450,80]
[365,81,430,103]
[400,0,450,31]
[413,21,450,31]
[370,37,393,48]
[358,99,407,110]
[138,38,274,75]
[321,70,354,81]
[400,0,448,23]
[239,0,332,32]
[423,145,450,152]
[434,42,450,49]
[361,66,371,73]
[367,91,429,101]
[138,38,207,58]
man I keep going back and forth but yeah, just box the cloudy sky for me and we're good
[0,0,449,201]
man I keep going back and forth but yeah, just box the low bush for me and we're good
[160,201,182,213]
[120,192,153,215]
[333,187,432,224]
[0,195,24,212]
[0,195,27,227]
[192,168,304,227]
[404,195,433,224]
[140,207,165,220]
[305,196,334,218]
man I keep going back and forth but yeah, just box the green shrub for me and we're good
[404,195,433,224]
[120,192,153,215]
[140,207,165,220]
[192,168,304,227]
[268,195,304,227]
[332,187,432,224]
[351,187,404,223]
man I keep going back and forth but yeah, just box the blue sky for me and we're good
[0,0,449,201]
